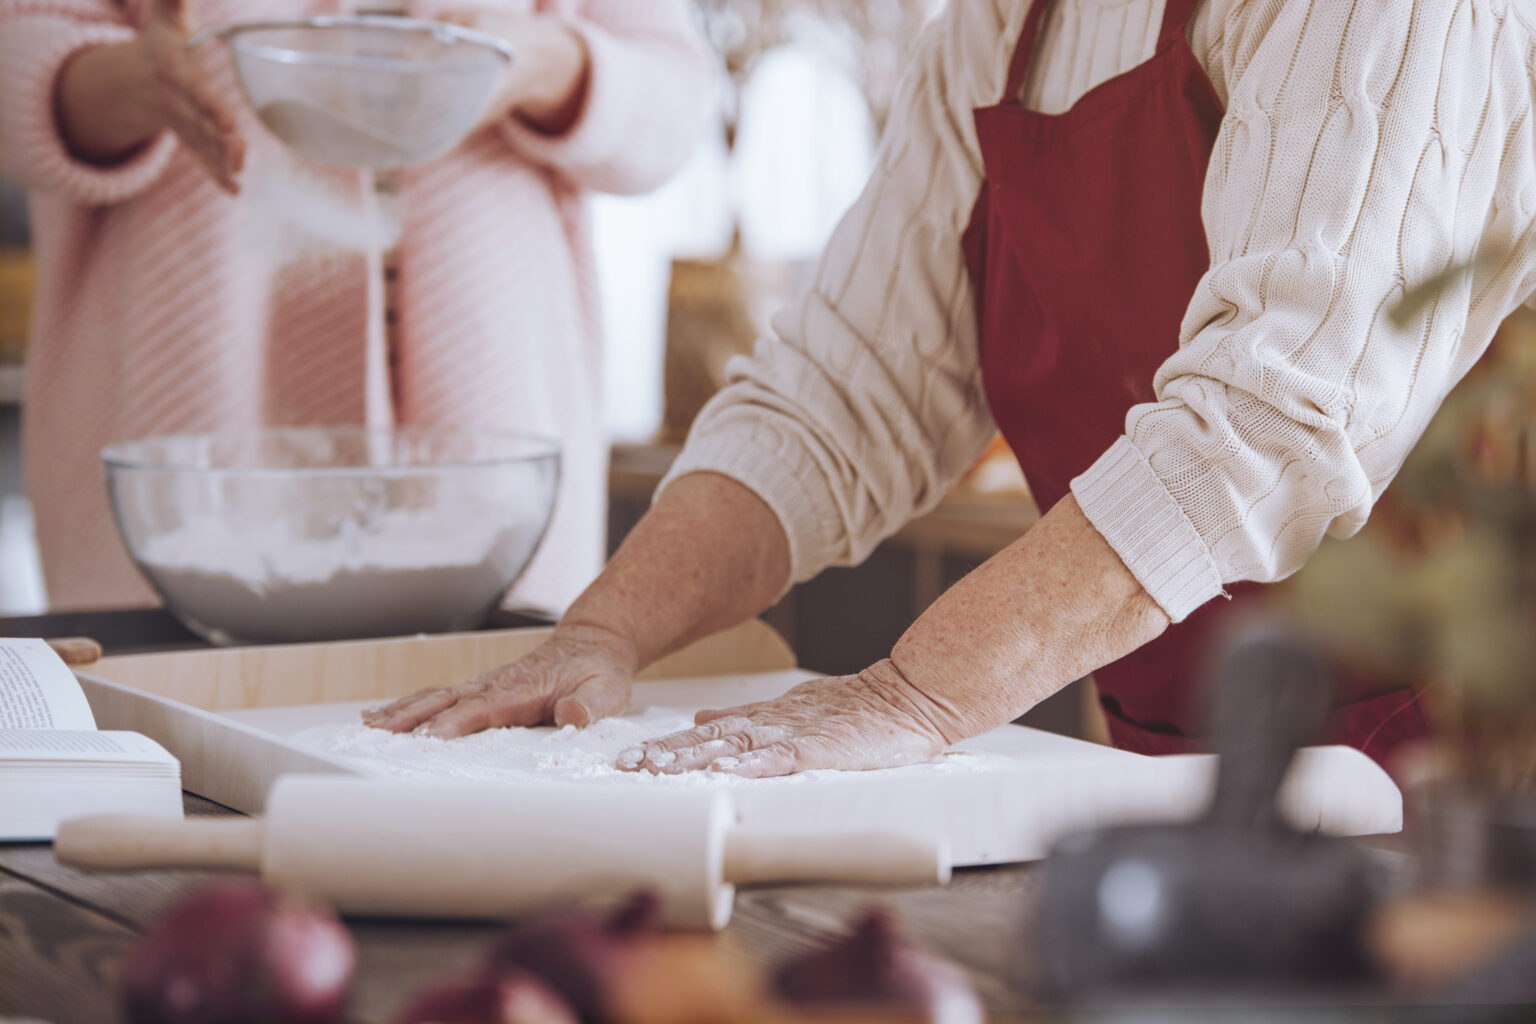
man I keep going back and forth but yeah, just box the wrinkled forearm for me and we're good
[558,472,791,673]
[890,493,1168,743]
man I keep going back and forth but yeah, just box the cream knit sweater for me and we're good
[665,0,1536,623]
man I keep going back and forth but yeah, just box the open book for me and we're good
[1,638,182,840]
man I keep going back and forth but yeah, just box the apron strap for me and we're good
[1159,0,1205,45]
[1006,0,1203,102]
[1003,0,1058,103]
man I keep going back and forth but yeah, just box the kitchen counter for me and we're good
[0,615,1474,1021]
[1,791,1447,1022]
[0,792,1047,1023]
[0,606,553,657]
[0,608,1041,1021]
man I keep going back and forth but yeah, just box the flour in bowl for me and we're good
[136,511,544,644]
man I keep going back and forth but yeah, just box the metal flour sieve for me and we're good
[191,14,515,170]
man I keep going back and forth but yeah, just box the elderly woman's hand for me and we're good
[615,660,960,779]
[362,623,636,737]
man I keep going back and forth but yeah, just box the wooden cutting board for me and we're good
[75,622,1402,865]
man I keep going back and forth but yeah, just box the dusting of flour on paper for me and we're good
[288,706,991,785]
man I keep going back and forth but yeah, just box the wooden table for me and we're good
[0,612,1047,1022]
[0,794,1048,1023]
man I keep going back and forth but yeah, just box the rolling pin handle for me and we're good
[722,829,951,887]
[54,815,265,872]
[46,637,103,667]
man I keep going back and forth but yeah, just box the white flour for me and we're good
[257,99,422,170]
[242,158,402,259]
[137,511,543,644]
[289,706,994,786]
[138,510,518,586]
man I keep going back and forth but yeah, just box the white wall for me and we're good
[595,44,875,441]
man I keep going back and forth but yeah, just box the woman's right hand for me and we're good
[361,623,638,737]
[55,0,244,193]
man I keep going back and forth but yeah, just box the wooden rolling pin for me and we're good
[55,775,950,930]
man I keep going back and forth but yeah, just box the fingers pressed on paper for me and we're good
[664,724,792,773]
[417,692,498,738]
[366,685,452,717]
[615,716,751,771]
[363,687,458,731]
[651,716,755,753]
[707,741,810,780]
[363,686,441,719]
[421,685,553,736]
[626,720,790,774]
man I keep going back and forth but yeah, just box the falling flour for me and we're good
[241,155,402,260]
[287,706,995,786]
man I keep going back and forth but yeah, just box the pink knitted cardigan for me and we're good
[0,0,712,613]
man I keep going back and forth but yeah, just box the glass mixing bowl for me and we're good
[194,15,515,169]
[103,427,559,646]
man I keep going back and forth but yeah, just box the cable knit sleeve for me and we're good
[661,0,1020,586]
[0,1,175,203]
[1073,0,1536,621]
[491,0,713,196]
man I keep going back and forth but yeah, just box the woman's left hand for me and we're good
[616,660,958,779]
[437,8,589,134]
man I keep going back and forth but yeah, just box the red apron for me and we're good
[960,0,1430,764]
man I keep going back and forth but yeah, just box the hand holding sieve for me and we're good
[188,15,515,170]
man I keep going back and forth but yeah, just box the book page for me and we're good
[0,639,97,731]
[0,730,176,763]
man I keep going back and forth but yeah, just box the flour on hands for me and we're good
[617,661,956,779]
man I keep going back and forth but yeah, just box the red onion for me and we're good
[774,910,984,1023]
[481,891,660,1020]
[394,968,576,1024]
[120,880,355,1023]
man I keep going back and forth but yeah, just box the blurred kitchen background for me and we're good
[1,174,40,614]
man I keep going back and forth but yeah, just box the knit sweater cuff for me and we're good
[658,425,842,598]
[1071,436,1225,623]
[4,22,176,205]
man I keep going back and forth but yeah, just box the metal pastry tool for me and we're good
[1035,626,1379,995]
